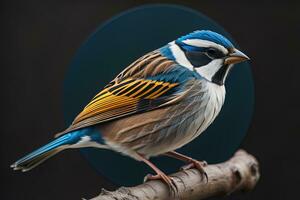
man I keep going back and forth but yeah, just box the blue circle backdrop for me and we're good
[63,4,254,186]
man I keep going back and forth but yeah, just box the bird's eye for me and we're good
[206,48,224,59]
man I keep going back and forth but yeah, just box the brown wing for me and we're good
[55,51,181,137]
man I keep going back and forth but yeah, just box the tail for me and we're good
[11,128,103,172]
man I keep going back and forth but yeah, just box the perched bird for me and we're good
[11,30,249,193]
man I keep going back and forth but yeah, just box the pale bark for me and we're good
[90,149,260,200]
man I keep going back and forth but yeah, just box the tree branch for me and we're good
[90,150,260,200]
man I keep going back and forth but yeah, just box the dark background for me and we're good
[1,0,299,199]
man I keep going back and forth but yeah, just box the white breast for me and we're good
[190,81,226,141]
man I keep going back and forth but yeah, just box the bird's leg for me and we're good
[164,151,208,182]
[136,153,178,197]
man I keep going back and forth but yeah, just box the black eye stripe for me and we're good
[185,51,212,68]
[175,41,226,68]
[206,48,225,59]
[177,44,212,68]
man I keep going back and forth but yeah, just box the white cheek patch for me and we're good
[169,41,194,70]
[195,59,224,81]
[182,39,228,55]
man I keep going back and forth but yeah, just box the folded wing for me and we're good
[56,51,190,137]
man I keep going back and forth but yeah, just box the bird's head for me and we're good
[166,30,249,85]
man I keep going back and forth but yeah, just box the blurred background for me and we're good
[1,0,299,199]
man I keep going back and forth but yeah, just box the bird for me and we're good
[11,30,249,194]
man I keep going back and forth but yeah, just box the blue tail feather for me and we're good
[11,128,103,172]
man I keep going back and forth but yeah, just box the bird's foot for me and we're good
[144,173,179,198]
[180,160,208,182]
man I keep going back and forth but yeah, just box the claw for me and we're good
[144,173,179,198]
[136,153,180,198]
[181,160,208,183]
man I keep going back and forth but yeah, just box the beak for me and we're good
[224,48,250,65]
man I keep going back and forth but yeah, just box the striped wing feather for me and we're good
[56,51,181,136]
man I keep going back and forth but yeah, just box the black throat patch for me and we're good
[212,64,231,85]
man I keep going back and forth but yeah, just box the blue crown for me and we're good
[177,30,234,48]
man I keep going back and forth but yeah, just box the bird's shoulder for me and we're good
[106,50,200,86]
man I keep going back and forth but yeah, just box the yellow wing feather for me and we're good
[75,79,178,123]
[56,78,178,136]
